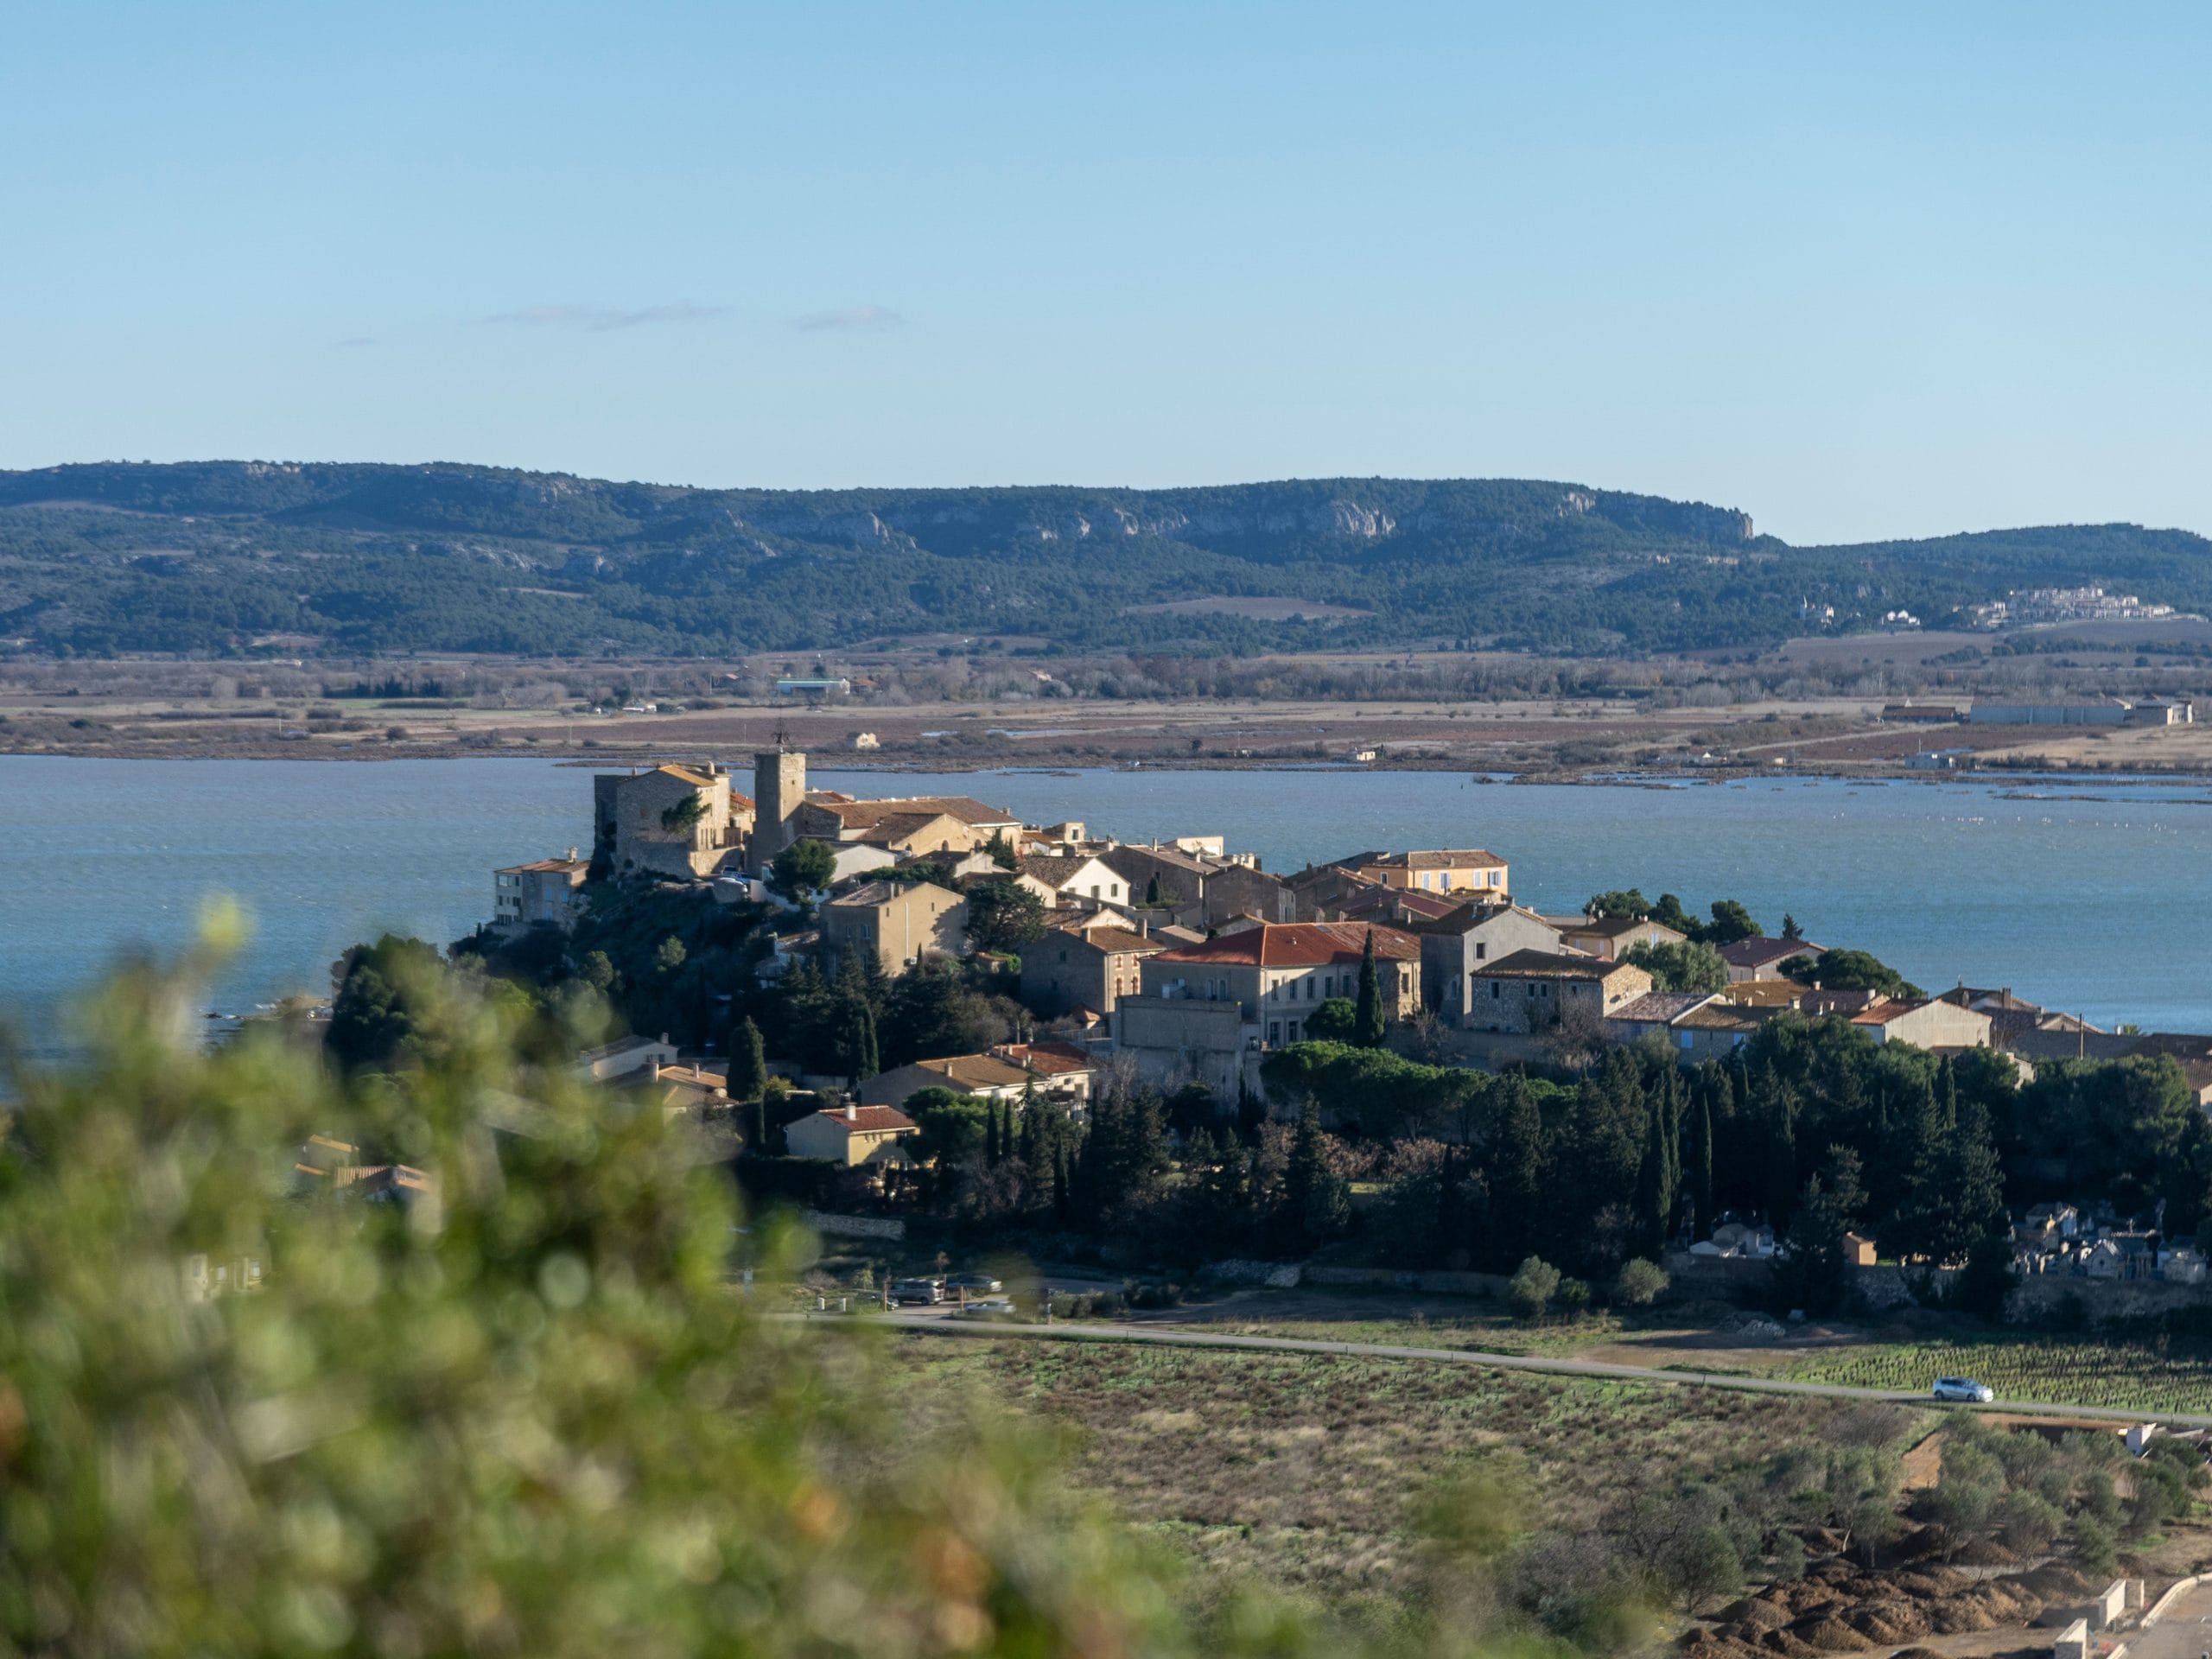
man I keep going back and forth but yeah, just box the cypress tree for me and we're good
[1631,1095,1676,1258]
[843,1004,879,1084]
[728,1016,768,1103]
[1485,1075,1544,1270]
[1354,929,1385,1048]
[747,1097,768,1154]
[1692,1082,1716,1241]
[984,1102,1002,1166]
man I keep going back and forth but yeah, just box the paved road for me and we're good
[825,1312,2212,1429]
[2123,1577,2212,1659]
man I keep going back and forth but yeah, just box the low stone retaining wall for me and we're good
[799,1208,906,1242]
[2139,1573,2200,1629]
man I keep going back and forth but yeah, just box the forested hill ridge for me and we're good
[2,460,2205,658]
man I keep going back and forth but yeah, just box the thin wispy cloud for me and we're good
[332,335,376,349]
[485,301,727,332]
[792,304,905,333]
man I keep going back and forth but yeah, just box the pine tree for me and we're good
[1929,1089,2006,1264]
[728,1016,768,1102]
[1354,929,1385,1048]
[1280,1096,1350,1255]
[1885,1071,1948,1262]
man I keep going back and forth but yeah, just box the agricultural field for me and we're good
[1782,1335,2212,1416]
[893,1330,1921,1635]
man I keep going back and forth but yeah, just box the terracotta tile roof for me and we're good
[1338,887,1461,921]
[992,1041,1096,1077]
[1566,915,1681,941]
[1348,849,1506,871]
[1478,948,1636,981]
[1151,922,1420,968]
[1070,925,1160,954]
[655,764,718,789]
[1609,991,1714,1025]
[854,810,960,845]
[809,1104,918,1135]
[810,795,1019,830]
[1675,1001,1783,1033]
[1015,854,1094,886]
[828,878,957,908]
[1415,900,1559,936]
[1717,937,1821,968]
[915,1054,1035,1090]
[499,857,588,874]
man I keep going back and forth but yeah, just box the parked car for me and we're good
[889,1277,944,1306]
[1932,1376,1994,1403]
[944,1273,1004,1294]
[953,1296,1019,1319]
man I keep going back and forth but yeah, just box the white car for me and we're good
[1932,1376,1994,1404]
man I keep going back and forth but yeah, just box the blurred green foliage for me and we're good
[0,916,1310,1656]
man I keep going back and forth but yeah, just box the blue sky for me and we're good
[2,3,2207,543]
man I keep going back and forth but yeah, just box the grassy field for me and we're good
[895,1331,1918,1631]
[1113,1287,2212,1416]
[1782,1334,2212,1415]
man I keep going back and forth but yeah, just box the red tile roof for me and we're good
[1151,922,1420,968]
[809,1104,918,1134]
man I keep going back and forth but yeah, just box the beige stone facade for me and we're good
[822,880,968,975]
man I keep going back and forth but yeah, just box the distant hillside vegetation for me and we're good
[0,461,2202,658]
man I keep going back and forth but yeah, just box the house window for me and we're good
[1306,977,1315,1000]
[1678,1032,1694,1050]
[1474,942,1486,960]
[1268,1022,1281,1046]
[1491,982,1501,1000]
[1286,1020,1300,1043]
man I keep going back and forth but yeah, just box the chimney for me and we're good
[1140,916,1149,938]
[566,846,578,862]
[649,1058,661,1081]
[845,1103,857,1122]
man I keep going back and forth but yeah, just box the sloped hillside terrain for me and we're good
[0,461,2202,658]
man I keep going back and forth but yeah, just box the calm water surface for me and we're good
[1,756,2203,1037]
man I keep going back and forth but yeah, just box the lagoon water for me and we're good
[2,755,2207,1039]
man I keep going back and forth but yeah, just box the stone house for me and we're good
[1718,936,1823,982]
[1850,996,1993,1049]
[784,1103,919,1166]
[1464,950,1652,1035]
[1138,922,1422,1050]
[493,850,588,932]
[792,792,1022,849]
[1014,852,1131,911]
[1555,915,1686,962]
[1338,849,1510,899]
[1414,901,1569,1025]
[822,880,968,976]
[859,1053,1035,1109]
[849,810,981,859]
[1112,996,1255,1103]
[592,763,753,879]
[1020,912,1164,1016]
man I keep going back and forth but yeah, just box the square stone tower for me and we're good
[751,749,807,870]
